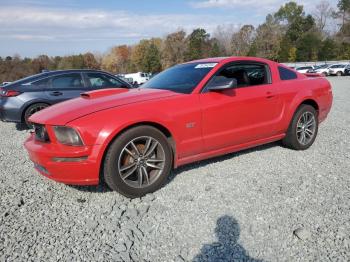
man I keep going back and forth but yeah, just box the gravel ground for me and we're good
[0,77,349,262]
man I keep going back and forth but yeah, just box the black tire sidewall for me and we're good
[24,103,49,128]
[286,105,319,150]
[103,126,172,198]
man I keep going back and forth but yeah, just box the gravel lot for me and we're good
[0,77,349,262]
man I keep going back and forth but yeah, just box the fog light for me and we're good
[52,156,88,162]
[34,163,50,175]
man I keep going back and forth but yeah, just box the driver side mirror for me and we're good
[208,78,237,91]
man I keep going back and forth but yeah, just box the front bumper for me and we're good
[24,134,100,185]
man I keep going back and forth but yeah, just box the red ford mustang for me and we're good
[24,57,333,197]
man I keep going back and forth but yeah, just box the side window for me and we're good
[51,73,84,89]
[32,77,50,88]
[278,66,297,80]
[206,63,269,89]
[86,73,123,88]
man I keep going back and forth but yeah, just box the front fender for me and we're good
[67,105,178,170]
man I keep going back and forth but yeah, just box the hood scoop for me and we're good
[81,88,128,99]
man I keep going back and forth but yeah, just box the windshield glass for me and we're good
[141,63,216,94]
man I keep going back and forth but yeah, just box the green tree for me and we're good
[318,38,338,60]
[185,28,210,60]
[296,31,322,61]
[131,38,162,73]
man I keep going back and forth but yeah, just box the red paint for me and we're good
[24,57,333,185]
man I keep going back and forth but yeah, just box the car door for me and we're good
[45,73,87,103]
[84,72,126,90]
[200,62,283,152]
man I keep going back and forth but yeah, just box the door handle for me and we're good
[50,91,63,96]
[266,91,275,99]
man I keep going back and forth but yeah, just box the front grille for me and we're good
[34,124,50,142]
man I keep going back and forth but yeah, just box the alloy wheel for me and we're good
[296,111,316,145]
[118,136,165,188]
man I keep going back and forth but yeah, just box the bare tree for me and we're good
[313,1,334,34]
[212,24,238,55]
[231,25,255,56]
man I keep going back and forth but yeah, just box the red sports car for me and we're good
[24,57,333,198]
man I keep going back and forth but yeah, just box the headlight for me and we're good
[53,126,84,146]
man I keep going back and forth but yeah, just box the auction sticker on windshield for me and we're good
[195,63,218,69]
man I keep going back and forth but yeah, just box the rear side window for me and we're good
[32,77,50,88]
[52,73,84,89]
[278,66,297,80]
[86,73,124,88]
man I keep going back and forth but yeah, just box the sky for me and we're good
[0,0,334,57]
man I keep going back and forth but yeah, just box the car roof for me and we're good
[184,56,276,65]
[43,69,113,76]
[1,69,127,89]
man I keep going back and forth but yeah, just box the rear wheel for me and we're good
[103,126,172,198]
[24,103,49,129]
[282,105,318,150]
[336,71,343,76]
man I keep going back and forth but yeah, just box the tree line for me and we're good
[1,0,350,83]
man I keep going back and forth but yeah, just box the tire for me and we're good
[23,103,49,129]
[336,71,343,76]
[282,104,318,150]
[103,125,173,198]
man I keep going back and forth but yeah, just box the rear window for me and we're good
[278,66,297,80]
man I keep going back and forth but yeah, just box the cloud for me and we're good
[190,0,334,13]
[0,6,240,43]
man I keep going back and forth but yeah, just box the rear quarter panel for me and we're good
[275,75,332,134]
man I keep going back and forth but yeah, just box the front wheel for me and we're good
[282,105,318,150]
[336,71,343,76]
[103,126,173,198]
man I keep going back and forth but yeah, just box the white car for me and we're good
[295,66,314,74]
[314,64,331,76]
[1,81,11,86]
[328,64,350,76]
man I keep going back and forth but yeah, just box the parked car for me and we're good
[295,66,315,73]
[2,82,11,86]
[124,72,150,85]
[328,64,350,76]
[345,66,350,76]
[24,57,333,198]
[314,64,331,76]
[0,69,131,128]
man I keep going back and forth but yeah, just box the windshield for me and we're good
[141,63,216,94]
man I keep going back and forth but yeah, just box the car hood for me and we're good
[29,88,180,125]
